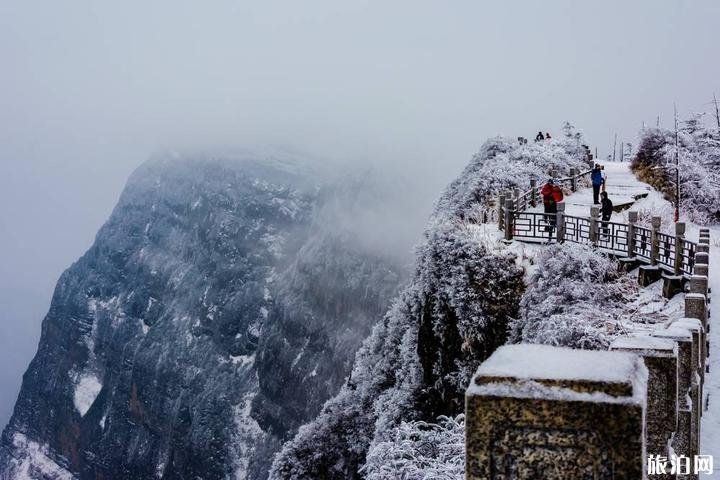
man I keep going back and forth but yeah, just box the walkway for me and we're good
[528,161,652,218]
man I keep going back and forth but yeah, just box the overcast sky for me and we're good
[1,0,719,429]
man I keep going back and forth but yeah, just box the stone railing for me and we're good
[466,228,712,479]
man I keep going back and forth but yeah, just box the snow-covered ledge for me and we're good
[465,344,648,479]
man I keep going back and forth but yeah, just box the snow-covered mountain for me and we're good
[0,154,407,479]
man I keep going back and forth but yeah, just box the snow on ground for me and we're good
[530,161,653,218]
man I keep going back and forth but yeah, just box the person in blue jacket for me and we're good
[591,163,603,204]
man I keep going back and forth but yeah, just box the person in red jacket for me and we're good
[541,179,564,234]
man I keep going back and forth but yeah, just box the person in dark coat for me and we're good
[545,132,552,140]
[535,131,545,142]
[591,163,603,204]
[600,191,613,238]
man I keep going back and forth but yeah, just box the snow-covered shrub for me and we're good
[361,415,464,480]
[632,116,720,223]
[438,133,592,222]
[509,243,636,350]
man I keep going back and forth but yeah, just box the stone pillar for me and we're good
[609,336,676,473]
[465,344,647,480]
[674,222,686,275]
[555,202,565,243]
[570,167,578,192]
[670,320,704,466]
[529,179,537,208]
[590,206,600,246]
[685,293,708,331]
[650,216,662,266]
[627,211,638,257]
[696,244,710,254]
[498,192,506,231]
[695,264,709,277]
[695,252,709,266]
[653,327,694,462]
[689,275,709,297]
[504,199,514,242]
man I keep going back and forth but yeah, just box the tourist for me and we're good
[600,191,613,238]
[535,131,545,142]
[591,163,603,204]
[540,179,563,235]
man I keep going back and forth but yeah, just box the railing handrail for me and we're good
[507,210,699,277]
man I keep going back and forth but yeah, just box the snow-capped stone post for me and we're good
[619,211,641,272]
[570,167,577,192]
[650,216,661,266]
[589,205,600,246]
[627,211,638,257]
[653,327,694,460]
[609,336,677,467]
[529,179,537,208]
[504,198,514,242]
[662,222,686,298]
[465,345,648,480]
[674,222,686,275]
[685,293,708,332]
[670,319,704,461]
[639,217,663,286]
[689,275,709,297]
[695,264,709,277]
[695,251,709,268]
[555,202,565,243]
[497,192,506,231]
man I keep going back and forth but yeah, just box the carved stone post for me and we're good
[590,206,600,246]
[609,336,676,473]
[650,216,661,266]
[695,252,709,266]
[670,320,704,463]
[695,264,709,276]
[653,327,694,461]
[627,211,638,257]
[674,222,686,275]
[504,199,514,242]
[465,344,647,479]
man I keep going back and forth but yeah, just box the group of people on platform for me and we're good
[517,131,552,145]
[540,162,613,239]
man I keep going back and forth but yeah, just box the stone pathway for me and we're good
[529,161,653,219]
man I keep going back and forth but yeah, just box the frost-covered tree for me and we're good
[632,112,720,223]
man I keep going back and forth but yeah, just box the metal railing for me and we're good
[506,210,699,277]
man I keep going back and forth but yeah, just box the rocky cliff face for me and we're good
[0,154,405,479]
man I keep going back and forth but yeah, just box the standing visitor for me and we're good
[535,131,545,142]
[591,163,603,204]
[540,179,563,239]
[600,191,613,238]
[545,132,551,140]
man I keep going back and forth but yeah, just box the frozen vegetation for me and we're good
[632,112,720,224]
